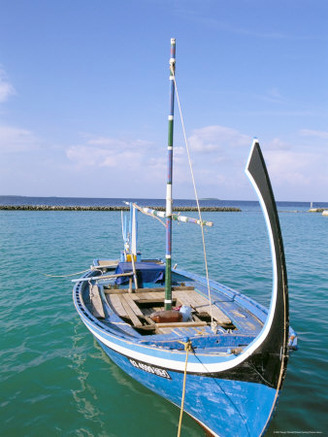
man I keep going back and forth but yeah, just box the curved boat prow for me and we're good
[245,138,289,396]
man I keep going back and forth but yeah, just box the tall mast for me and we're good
[165,38,176,310]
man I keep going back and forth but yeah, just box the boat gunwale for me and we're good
[72,266,270,368]
[73,266,268,339]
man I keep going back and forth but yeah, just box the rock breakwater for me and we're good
[0,205,241,212]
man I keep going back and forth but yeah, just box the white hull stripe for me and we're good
[82,308,260,374]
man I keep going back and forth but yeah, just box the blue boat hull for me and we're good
[96,337,278,437]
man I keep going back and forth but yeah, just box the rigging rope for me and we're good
[177,340,192,437]
[132,202,166,227]
[172,75,216,332]
[41,269,90,278]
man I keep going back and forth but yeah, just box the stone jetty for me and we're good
[308,208,325,213]
[0,205,241,212]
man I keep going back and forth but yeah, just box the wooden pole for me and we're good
[165,38,176,310]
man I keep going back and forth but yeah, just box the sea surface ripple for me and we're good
[1,198,327,436]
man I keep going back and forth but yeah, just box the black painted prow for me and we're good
[245,139,289,389]
[211,140,290,391]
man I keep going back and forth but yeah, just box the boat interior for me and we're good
[81,259,265,344]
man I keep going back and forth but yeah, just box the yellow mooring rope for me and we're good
[177,340,192,437]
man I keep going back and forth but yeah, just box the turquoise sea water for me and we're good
[1,198,327,436]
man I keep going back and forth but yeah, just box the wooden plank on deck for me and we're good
[98,260,119,267]
[122,294,144,317]
[90,284,105,318]
[155,321,207,328]
[174,289,232,326]
[120,298,142,327]
[199,305,231,326]
[107,294,127,318]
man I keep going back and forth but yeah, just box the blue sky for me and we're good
[0,0,327,201]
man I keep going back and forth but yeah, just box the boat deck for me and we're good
[105,286,233,333]
[86,281,264,338]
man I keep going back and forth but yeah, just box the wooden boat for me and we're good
[73,39,297,436]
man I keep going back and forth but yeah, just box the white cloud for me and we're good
[266,137,292,151]
[299,129,328,140]
[182,125,328,200]
[64,135,168,197]
[262,133,328,200]
[64,126,327,200]
[66,145,109,167]
[266,150,313,184]
[86,136,152,149]
[66,136,156,168]
[0,71,39,154]
[0,125,39,153]
[188,125,251,154]
[0,69,15,103]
